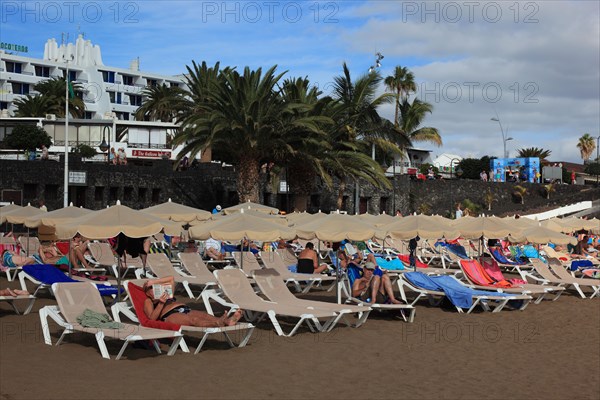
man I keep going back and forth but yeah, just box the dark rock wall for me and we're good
[1,159,598,217]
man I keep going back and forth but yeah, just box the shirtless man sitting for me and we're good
[297,242,329,274]
[351,262,403,304]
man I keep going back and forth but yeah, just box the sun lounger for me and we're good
[458,259,554,303]
[0,293,35,315]
[177,253,220,298]
[260,252,335,294]
[524,258,600,299]
[143,253,215,300]
[252,269,374,327]
[39,282,183,359]
[208,268,342,337]
[110,280,255,354]
[88,242,143,277]
[19,264,122,298]
[18,236,41,256]
[399,272,531,313]
[232,251,264,276]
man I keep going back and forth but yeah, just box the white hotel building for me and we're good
[0,35,187,160]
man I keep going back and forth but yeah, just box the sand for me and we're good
[1,280,599,400]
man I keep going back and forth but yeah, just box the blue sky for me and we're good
[2,0,599,163]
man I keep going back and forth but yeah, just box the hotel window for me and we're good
[108,91,116,103]
[102,70,115,83]
[84,111,94,120]
[0,102,8,110]
[130,95,142,107]
[116,92,122,104]
[35,66,50,77]
[6,62,22,73]
[68,70,77,82]
[123,75,134,86]
[11,82,29,95]
[147,79,157,87]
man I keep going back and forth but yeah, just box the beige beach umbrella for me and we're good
[54,203,182,240]
[24,205,92,228]
[451,216,513,240]
[222,201,280,215]
[358,213,397,227]
[143,198,211,224]
[381,214,459,240]
[0,204,21,224]
[560,217,598,232]
[295,213,382,242]
[188,210,296,241]
[286,210,328,227]
[2,203,46,225]
[508,226,577,245]
[540,218,574,233]
[505,216,540,231]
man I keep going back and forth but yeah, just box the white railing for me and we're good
[524,201,593,220]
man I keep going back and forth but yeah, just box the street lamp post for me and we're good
[449,157,461,217]
[596,135,600,186]
[491,117,513,158]
[63,55,73,207]
[99,126,111,164]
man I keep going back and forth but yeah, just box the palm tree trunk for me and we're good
[394,88,400,128]
[237,155,260,203]
[336,177,346,210]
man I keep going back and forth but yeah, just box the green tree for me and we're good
[516,147,552,163]
[543,183,555,200]
[483,188,495,211]
[13,95,54,117]
[384,66,416,128]
[134,83,187,122]
[174,65,329,203]
[577,133,596,163]
[33,77,85,118]
[398,98,442,146]
[2,125,52,154]
[513,185,527,204]
[325,63,396,209]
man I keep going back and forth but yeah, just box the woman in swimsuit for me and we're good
[143,276,243,327]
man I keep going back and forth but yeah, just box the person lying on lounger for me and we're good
[1,250,36,268]
[39,240,93,269]
[143,276,243,327]
[352,262,403,304]
[0,288,30,296]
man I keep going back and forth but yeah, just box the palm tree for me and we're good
[134,83,187,122]
[513,185,527,205]
[543,183,555,200]
[173,65,329,203]
[577,133,596,163]
[13,95,55,117]
[398,98,442,146]
[326,63,397,209]
[33,77,85,118]
[384,66,416,128]
[483,188,495,211]
[517,147,552,163]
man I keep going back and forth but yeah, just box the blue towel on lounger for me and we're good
[491,248,522,265]
[22,264,122,297]
[375,257,404,270]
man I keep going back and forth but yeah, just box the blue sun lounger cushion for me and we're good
[22,264,122,297]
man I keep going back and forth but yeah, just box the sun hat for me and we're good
[363,262,376,270]
[216,205,222,211]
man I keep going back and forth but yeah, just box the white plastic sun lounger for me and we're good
[39,282,183,359]
[208,268,342,337]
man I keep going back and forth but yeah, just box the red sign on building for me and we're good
[131,150,171,159]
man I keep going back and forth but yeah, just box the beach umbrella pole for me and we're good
[67,238,72,278]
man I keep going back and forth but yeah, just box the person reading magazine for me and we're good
[143,276,243,327]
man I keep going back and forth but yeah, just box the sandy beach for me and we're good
[1,279,599,400]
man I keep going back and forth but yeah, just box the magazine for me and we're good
[152,284,173,300]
